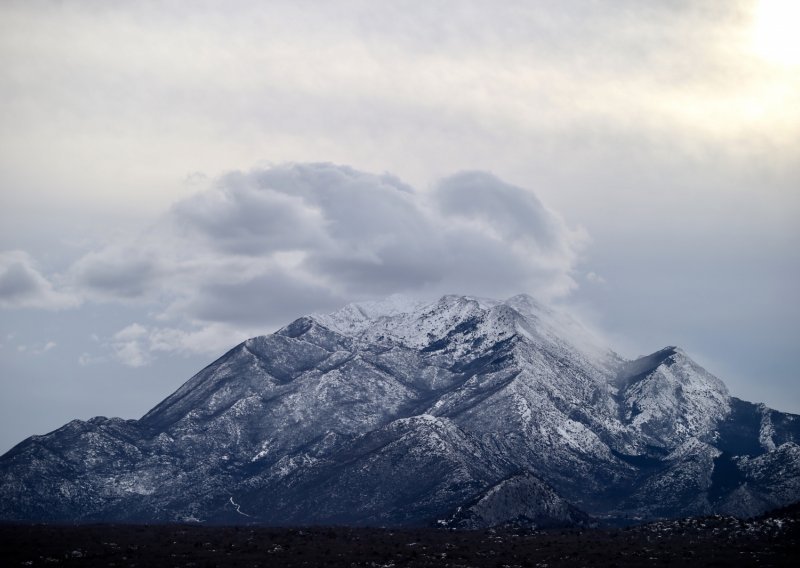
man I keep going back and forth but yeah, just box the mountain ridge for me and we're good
[1,294,798,525]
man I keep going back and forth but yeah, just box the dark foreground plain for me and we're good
[2,504,799,568]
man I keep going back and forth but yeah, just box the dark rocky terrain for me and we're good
[2,294,799,527]
[2,502,798,567]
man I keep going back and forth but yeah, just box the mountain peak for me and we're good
[616,346,731,450]
[309,293,615,368]
[617,346,680,386]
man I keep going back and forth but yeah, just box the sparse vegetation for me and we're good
[2,504,798,568]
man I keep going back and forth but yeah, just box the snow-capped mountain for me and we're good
[1,294,798,526]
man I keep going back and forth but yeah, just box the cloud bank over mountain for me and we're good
[2,163,586,366]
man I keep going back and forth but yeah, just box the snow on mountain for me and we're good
[617,346,731,450]
[1,294,798,525]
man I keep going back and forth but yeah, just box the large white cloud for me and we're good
[62,163,586,363]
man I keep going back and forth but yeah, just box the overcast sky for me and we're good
[1,0,798,453]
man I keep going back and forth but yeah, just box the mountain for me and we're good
[1,294,798,526]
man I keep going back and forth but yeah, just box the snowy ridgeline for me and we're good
[1,294,799,525]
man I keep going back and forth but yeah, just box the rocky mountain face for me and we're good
[1,294,798,526]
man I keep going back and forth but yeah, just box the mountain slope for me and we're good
[1,294,798,525]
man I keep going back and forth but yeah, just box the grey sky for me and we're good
[1,0,798,453]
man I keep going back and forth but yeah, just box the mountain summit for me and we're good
[1,294,798,526]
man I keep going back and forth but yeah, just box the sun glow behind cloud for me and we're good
[751,0,800,66]
[641,0,800,154]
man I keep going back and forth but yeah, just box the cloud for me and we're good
[430,171,587,299]
[586,271,606,285]
[9,340,58,356]
[78,352,105,367]
[79,162,583,303]
[0,251,77,309]
[111,323,151,367]
[110,322,254,367]
[434,171,564,249]
[28,341,57,355]
[172,177,329,256]
[31,163,586,364]
[70,245,163,301]
[178,270,343,327]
